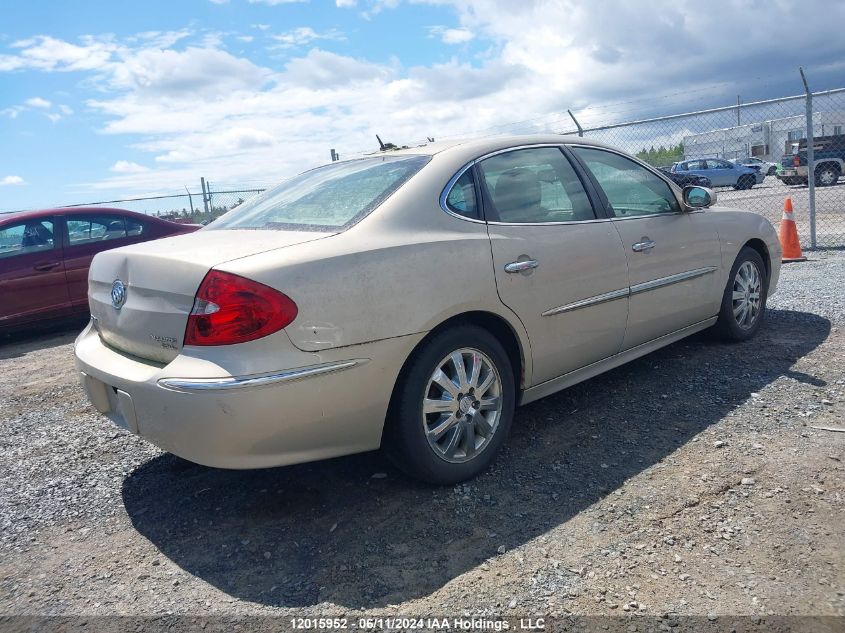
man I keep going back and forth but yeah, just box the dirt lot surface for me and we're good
[1,253,844,629]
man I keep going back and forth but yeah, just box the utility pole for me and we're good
[185,186,195,215]
[736,95,741,127]
[800,67,817,248]
[200,177,210,215]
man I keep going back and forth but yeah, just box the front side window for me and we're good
[573,147,681,218]
[444,169,479,219]
[686,160,706,170]
[477,147,595,223]
[210,155,430,231]
[0,219,56,259]
[66,215,128,244]
[707,159,730,169]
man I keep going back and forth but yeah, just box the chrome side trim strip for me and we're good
[541,287,629,317]
[629,266,717,296]
[158,359,365,392]
[541,266,717,317]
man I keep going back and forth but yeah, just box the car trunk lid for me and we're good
[88,229,333,363]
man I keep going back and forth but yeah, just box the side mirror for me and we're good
[683,185,716,209]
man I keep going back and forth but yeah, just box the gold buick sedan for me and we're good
[75,136,781,484]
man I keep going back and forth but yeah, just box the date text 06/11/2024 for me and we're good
[290,617,547,631]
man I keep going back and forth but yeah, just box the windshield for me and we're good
[209,154,430,231]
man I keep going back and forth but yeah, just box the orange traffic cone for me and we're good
[779,197,806,263]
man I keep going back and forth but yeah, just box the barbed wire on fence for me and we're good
[48,186,268,224]
[559,86,845,249]
[17,77,845,248]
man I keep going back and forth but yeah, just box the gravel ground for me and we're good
[0,253,843,627]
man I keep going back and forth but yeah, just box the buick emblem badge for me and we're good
[111,279,127,310]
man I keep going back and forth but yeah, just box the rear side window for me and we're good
[477,147,595,223]
[210,155,430,231]
[444,169,479,219]
[67,215,128,244]
[126,219,147,236]
[0,219,56,258]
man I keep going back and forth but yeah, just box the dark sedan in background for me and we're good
[0,207,199,332]
[658,167,712,188]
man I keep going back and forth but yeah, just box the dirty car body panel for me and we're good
[74,135,781,479]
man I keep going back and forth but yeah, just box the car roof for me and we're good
[358,134,609,160]
[0,206,158,225]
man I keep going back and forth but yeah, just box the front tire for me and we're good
[383,325,516,485]
[711,247,768,341]
[815,164,840,187]
[734,175,754,190]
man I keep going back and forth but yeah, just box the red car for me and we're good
[0,207,199,332]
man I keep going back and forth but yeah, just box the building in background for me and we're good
[683,111,845,161]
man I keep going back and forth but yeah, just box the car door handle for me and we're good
[504,259,539,274]
[631,240,656,253]
[34,261,61,271]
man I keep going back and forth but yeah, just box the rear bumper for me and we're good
[74,322,422,469]
[778,167,808,178]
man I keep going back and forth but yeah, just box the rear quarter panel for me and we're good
[216,156,535,386]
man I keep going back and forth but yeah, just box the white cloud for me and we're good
[336,0,357,6]
[208,0,229,3]
[111,46,271,96]
[110,161,149,173]
[130,30,193,48]
[3,1,844,201]
[237,35,255,43]
[0,175,25,186]
[248,0,307,4]
[271,27,345,49]
[0,35,118,72]
[0,106,24,118]
[25,97,52,108]
[427,26,474,44]
[283,48,393,87]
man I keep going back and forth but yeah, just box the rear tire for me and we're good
[383,325,515,485]
[711,247,768,342]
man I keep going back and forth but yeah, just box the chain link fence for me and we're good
[561,87,845,249]
[56,186,266,224]
[18,85,845,249]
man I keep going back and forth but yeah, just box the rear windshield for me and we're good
[209,154,430,231]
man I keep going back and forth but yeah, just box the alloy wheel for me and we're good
[818,168,838,186]
[732,261,762,329]
[421,348,503,463]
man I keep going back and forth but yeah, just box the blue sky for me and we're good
[2,0,844,211]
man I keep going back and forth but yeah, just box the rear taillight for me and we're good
[184,270,297,346]
[793,155,801,167]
